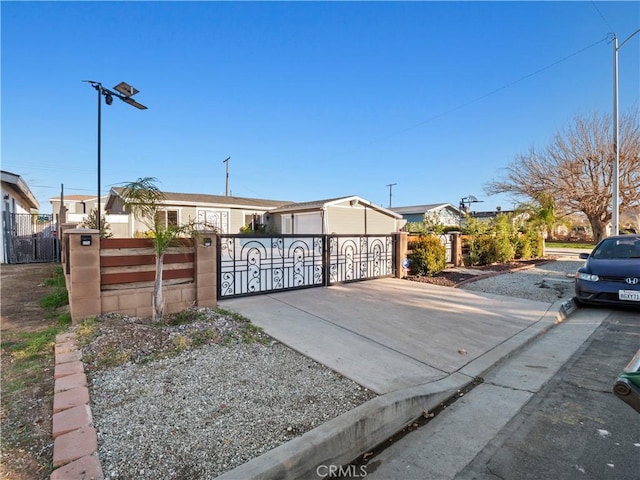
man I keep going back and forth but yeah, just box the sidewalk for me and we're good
[362,308,610,479]
[216,278,580,480]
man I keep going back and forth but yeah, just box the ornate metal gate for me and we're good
[328,235,393,283]
[2,213,60,264]
[217,234,394,298]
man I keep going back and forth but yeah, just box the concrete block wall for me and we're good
[195,235,217,308]
[63,231,219,324]
[65,230,101,323]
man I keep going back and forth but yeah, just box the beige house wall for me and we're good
[364,208,399,234]
[326,205,365,234]
[328,204,399,235]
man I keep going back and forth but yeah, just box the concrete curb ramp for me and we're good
[216,298,576,480]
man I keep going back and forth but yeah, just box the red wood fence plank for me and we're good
[101,238,192,249]
[100,253,194,267]
[101,268,194,285]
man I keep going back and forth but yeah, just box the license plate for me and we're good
[619,290,640,301]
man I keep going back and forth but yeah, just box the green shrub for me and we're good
[408,235,446,276]
[515,234,533,260]
[494,234,516,263]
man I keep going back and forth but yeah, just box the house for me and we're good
[1,170,41,263]
[104,188,292,237]
[266,196,405,234]
[392,203,463,230]
[50,194,103,220]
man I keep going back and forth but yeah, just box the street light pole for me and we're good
[84,81,147,233]
[612,29,640,236]
[96,83,102,233]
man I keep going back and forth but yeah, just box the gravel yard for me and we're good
[458,259,583,303]
[86,260,584,479]
[85,313,375,480]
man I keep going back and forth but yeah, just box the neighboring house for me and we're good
[467,209,515,223]
[1,170,40,263]
[50,194,102,219]
[392,203,463,229]
[104,188,291,237]
[266,196,405,235]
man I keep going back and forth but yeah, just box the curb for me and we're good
[51,332,104,480]
[216,297,577,480]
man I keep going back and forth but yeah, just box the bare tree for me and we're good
[486,110,640,242]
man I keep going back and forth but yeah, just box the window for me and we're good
[282,216,292,234]
[197,209,229,233]
[244,212,263,231]
[156,209,179,228]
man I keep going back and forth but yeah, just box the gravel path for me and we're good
[89,260,584,479]
[459,260,583,304]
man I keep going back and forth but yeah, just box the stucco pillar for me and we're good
[60,223,78,268]
[392,232,409,278]
[66,229,101,324]
[195,233,217,308]
[451,232,463,267]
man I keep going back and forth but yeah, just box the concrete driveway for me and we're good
[219,278,556,394]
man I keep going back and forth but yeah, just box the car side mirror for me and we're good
[579,253,590,260]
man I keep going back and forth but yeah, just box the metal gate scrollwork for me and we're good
[217,234,394,298]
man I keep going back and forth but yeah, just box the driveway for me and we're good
[219,278,557,394]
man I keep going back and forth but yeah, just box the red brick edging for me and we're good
[51,332,104,480]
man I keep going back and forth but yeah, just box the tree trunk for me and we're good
[153,253,165,321]
[587,217,608,243]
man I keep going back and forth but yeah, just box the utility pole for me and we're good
[386,183,397,208]
[223,157,230,196]
[612,29,640,236]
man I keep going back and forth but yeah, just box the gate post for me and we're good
[451,232,463,267]
[392,232,408,278]
[195,232,217,308]
[65,229,101,324]
[323,235,330,286]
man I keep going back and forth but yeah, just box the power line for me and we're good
[343,34,611,153]
[391,35,612,136]
[590,1,614,32]
[31,185,94,192]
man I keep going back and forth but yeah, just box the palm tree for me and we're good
[120,177,198,321]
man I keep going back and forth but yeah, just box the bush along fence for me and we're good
[61,227,217,324]
[406,233,464,272]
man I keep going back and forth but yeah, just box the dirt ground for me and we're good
[1,263,61,480]
[1,264,59,332]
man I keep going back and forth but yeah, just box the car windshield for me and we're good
[591,237,640,259]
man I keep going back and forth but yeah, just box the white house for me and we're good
[1,170,41,263]
[392,203,463,229]
[267,196,405,234]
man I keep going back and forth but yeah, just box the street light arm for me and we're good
[618,29,640,50]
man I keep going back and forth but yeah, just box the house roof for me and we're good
[271,195,403,218]
[50,195,98,202]
[392,203,463,215]
[1,170,39,210]
[106,187,291,210]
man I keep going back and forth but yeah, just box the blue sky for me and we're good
[2,1,639,214]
